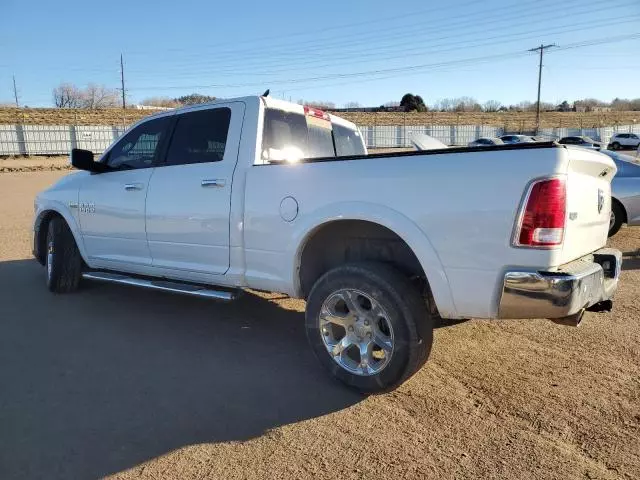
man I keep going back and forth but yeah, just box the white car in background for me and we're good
[608,133,640,150]
[468,137,504,147]
[500,135,535,144]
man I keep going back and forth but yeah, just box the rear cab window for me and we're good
[260,106,365,164]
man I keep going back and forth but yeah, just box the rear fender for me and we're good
[289,201,459,319]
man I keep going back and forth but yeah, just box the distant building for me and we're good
[574,105,611,113]
[133,105,173,111]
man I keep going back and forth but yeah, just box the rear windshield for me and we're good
[261,109,365,163]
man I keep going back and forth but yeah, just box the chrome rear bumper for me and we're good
[498,248,621,320]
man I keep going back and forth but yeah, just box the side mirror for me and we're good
[70,149,111,173]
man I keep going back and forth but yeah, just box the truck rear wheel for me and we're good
[608,200,625,237]
[305,262,433,393]
[46,217,83,293]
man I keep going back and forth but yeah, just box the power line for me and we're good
[125,14,639,81]
[124,0,603,69]
[121,0,483,58]
[11,0,631,78]
[128,32,639,92]
[126,0,618,64]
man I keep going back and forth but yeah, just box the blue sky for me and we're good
[1,0,639,108]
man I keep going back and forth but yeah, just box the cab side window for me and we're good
[105,117,171,170]
[165,108,231,166]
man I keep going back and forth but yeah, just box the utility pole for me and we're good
[12,75,19,107]
[120,53,126,109]
[528,43,556,134]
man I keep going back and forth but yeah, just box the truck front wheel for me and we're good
[305,262,433,393]
[46,217,83,293]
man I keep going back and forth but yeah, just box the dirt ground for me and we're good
[0,156,71,173]
[0,171,638,480]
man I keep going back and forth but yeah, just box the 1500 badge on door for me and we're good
[69,201,95,213]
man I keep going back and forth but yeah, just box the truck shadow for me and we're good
[0,259,362,480]
[622,250,640,271]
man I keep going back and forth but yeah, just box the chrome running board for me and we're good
[82,271,238,301]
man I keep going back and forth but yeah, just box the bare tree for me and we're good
[514,101,534,112]
[302,100,336,110]
[82,84,119,109]
[452,97,481,112]
[482,100,502,112]
[343,101,362,109]
[53,83,83,108]
[432,98,455,112]
[611,98,640,111]
[53,82,118,108]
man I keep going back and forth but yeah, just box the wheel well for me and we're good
[298,220,432,301]
[612,197,627,223]
[35,210,63,265]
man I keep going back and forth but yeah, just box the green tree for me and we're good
[175,93,216,105]
[400,93,427,112]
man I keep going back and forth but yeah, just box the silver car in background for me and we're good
[600,150,640,236]
[558,136,602,150]
[468,137,504,147]
[500,134,535,144]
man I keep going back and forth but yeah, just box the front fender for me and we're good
[34,202,89,265]
[289,201,459,319]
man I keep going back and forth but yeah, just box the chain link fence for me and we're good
[1,123,639,156]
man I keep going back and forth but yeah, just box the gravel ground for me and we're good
[0,171,638,480]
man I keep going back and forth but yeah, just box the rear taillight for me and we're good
[514,177,566,248]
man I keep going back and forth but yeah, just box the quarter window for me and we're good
[165,108,231,166]
[334,124,366,156]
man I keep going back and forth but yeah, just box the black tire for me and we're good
[46,217,83,293]
[611,142,621,150]
[305,262,433,393]
[608,200,625,238]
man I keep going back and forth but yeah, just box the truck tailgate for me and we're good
[560,146,617,265]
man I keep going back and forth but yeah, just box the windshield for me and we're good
[261,108,364,163]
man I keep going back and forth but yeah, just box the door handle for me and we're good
[201,179,226,188]
[124,183,144,191]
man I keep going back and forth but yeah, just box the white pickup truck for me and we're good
[33,96,622,392]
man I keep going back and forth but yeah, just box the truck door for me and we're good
[78,115,172,267]
[145,102,244,275]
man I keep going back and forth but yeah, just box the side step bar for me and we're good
[82,271,238,301]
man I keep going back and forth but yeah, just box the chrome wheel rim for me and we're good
[610,210,615,230]
[46,241,53,281]
[319,289,394,376]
